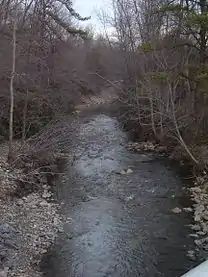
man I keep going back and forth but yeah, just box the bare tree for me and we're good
[8,2,18,159]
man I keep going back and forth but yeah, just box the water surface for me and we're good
[42,113,196,277]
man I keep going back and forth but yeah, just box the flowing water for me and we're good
[42,112,196,277]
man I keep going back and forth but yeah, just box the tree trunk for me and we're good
[22,89,29,143]
[199,0,207,64]
[8,14,17,160]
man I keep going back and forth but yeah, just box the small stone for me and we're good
[194,239,202,247]
[183,207,193,212]
[190,187,202,193]
[201,237,208,243]
[189,233,199,238]
[203,215,208,221]
[120,170,126,175]
[201,222,208,233]
[197,231,206,236]
[194,214,201,222]
[58,227,64,233]
[53,217,59,226]
[195,204,205,213]
[126,169,133,174]
[186,250,196,261]
[125,195,134,201]
[172,207,182,214]
[42,191,52,199]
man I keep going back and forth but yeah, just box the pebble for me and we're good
[186,250,196,261]
[120,170,126,175]
[190,187,202,193]
[183,207,193,212]
[194,239,202,247]
[42,191,52,199]
[194,214,201,222]
[172,207,182,214]
[125,195,134,201]
[188,234,198,238]
[195,204,205,213]
[120,168,133,175]
[197,231,206,236]
[203,214,208,221]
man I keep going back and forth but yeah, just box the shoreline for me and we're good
[126,140,208,262]
[0,143,63,277]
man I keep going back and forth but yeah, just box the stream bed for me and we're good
[42,113,197,277]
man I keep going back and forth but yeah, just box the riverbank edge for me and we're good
[0,142,65,277]
[77,101,208,262]
[126,140,208,262]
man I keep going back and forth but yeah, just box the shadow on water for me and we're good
[41,112,198,277]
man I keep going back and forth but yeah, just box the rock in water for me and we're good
[183,207,193,212]
[186,250,196,261]
[172,207,182,214]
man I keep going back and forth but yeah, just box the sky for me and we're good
[74,0,114,35]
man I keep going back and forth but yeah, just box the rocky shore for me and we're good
[0,144,63,277]
[127,141,208,262]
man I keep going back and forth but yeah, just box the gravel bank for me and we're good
[0,144,63,277]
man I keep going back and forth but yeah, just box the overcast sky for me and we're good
[74,0,113,34]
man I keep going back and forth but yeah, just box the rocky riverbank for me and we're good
[127,140,208,261]
[0,144,63,277]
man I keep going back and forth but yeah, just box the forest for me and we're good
[0,0,207,167]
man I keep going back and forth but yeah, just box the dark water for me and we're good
[42,113,196,277]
